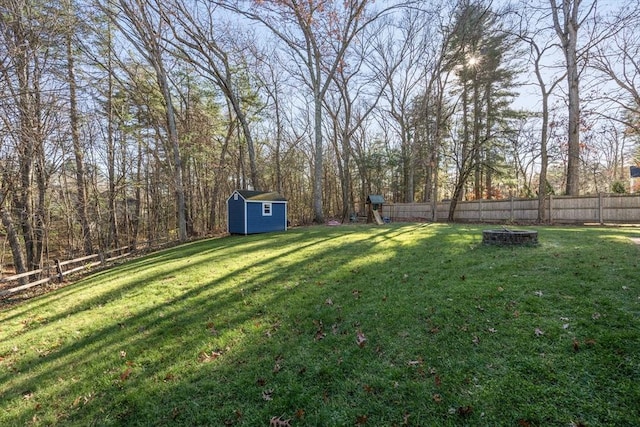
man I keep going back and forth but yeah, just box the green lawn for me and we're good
[1,223,639,426]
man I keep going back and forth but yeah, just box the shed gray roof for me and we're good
[235,190,287,202]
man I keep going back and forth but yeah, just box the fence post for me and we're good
[55,259,63,283]
[598,192,604,225]
[548,195,553,224]
[510,197,515,222]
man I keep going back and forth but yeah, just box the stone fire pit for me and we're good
[482,228,538,245]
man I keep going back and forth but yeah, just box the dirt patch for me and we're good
[630,237,640,245]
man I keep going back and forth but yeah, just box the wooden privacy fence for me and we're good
[384,193,640,224]
[0,246,132,298]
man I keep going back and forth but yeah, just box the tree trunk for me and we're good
[472,78,482,200]
[405,134,415,203]
[106,22,119,249]
[209,118,233,231]
[565,44,580,196]
[313,95,325,223]
[0,207,26,276]
[537,89,550,223]
[550,0,583,196]
[107,81,119,249]
[156,67,187,242]
[67,25,93,255]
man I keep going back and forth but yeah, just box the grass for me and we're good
[1,223,639,426]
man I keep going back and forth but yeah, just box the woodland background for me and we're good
[1,0,639,275]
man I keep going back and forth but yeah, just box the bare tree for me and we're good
[549,0,597,196]
[511,2,566,221]
[589,5,640,136]
[374,10,429,204]
[322,17,392,221]
[64,0,93,255]
[217,0,395,223]
[410,3,459,219]
[103,0,188,242]
[0,0,63,271]
[159,0,262,191]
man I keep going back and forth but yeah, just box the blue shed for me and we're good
[227,190,288,235]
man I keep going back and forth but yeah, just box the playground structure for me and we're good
[367,195,386,225]
[372,209,384,225]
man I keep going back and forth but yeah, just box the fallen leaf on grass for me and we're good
[332,323,339,335]
[269,416,291,426]
[534,328,544,337]
[534,290,543,297]
[314,320,326,341]
[457,406,473,417]
[432,394,442,403]
[198,351,222,363]
[262,389,274,401]
[402,412,411,425]
[120,367,132,381]
[573,339,580,352]
[356,330,367,348]
[355,414,368,425]
[592,312,601,320]
[488,327,497,333]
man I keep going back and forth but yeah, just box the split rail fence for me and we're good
[0,239,171,298]
[384,193,640,225]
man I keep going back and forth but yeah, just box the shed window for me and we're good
[263,202,272,216]
[234,193,238,200]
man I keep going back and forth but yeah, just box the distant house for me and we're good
[227,190,288,235]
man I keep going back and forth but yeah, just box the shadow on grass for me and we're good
[1,225,430,422]
[1,224,639,426]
